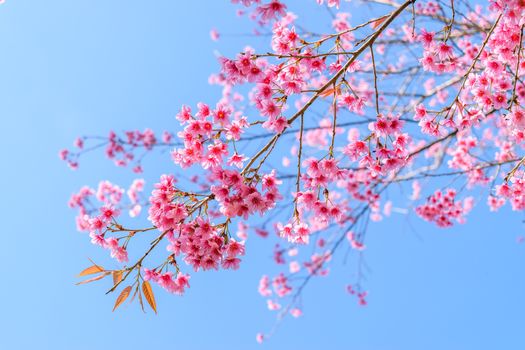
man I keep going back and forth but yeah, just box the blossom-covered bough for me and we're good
[62,0,525,342]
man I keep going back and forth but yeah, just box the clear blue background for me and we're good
[0,1,524,349]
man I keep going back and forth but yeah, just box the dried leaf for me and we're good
[319,86,341,98]
[371,17,387,29]
[112,270,123,286]
[76,272,109,285]
[138,287,145,313]
[130,285,139,304]
[142,281,157,314]
[78,264,104,277]
[112,286,132,312]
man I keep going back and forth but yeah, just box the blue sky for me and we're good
[0,1,524,349]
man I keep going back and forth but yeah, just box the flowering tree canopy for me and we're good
[62,0,525,342]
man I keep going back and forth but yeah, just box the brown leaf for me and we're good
[130,285,139,303]
[112,270,123,286]
[142,281,157,314]
[138,287,145,313]
[319,86,341,98]
[112,286,132,312]
[371,17,387,29]
[76,272,110,285]
[78,264,104,277]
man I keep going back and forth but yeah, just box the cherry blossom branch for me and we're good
[243,0,416,174]
[106,195,214,294]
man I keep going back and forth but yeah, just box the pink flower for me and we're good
[222,256,241,270]
[210,28,220,41]
[227,153,248,168]
[258,275,272,297]
[256,333,264,344]
[158,272,178,293]
[267,299,281,310]
[317,0,340,8]
[255,0,286,23]
[418,28,434,47]
[290,308,302,317]
[245,192,267,214]
[289,261,300,273]
[143,268,160,282]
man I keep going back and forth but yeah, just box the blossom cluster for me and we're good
[415,189,473,227]
[60,129,174,173]
[68,180,146,263]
